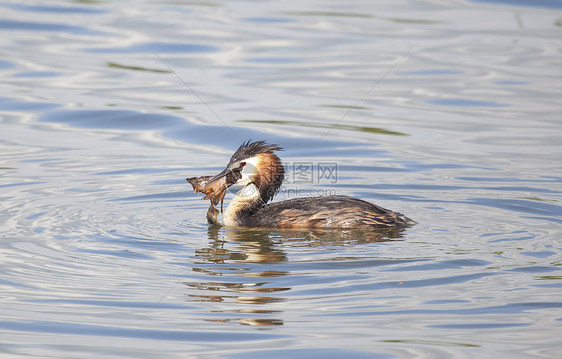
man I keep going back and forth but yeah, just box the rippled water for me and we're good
[1,0,562,358]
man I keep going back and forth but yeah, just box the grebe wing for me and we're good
[248,195,413,229]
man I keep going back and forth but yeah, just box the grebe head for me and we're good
[205,140,285,204]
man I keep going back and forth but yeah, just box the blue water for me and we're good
[1,0,561,358]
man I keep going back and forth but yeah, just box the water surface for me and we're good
[1,0,561,358]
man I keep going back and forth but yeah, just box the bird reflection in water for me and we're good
[186,226,403,326]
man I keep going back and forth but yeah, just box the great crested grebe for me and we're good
[188,140,415,229]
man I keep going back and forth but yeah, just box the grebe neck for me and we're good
[223,183,264,226]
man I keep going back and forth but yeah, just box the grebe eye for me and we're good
[240,161,246,167]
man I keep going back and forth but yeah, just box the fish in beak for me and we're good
[187,167,241,203]
[186,167,242,225]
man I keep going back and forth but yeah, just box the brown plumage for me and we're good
[240,195,414,229]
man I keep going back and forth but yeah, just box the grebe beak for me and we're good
[206,167,241,188]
